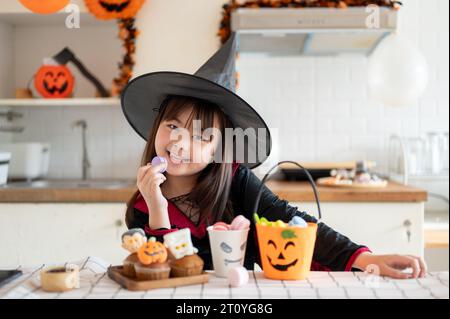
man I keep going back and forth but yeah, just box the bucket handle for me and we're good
[253,161,322,222]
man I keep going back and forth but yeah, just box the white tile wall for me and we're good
[0,21,14,144]
[10,105,145,179]
[237,0,449,173]
[2,0,449,179]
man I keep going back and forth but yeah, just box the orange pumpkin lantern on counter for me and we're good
[84,0,145,20]
[137,237,168,265]
[34,63,75,99]
[256,223,318,280]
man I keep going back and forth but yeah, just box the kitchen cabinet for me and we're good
[0,201,424,268]
[0,181,427,268]
[0,203,129,268]
[291,201,424,257]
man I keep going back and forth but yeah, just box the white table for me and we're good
[1,257,448,299]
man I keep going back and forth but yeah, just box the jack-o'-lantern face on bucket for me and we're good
[256,223,318,280]
[266,238,298,271]
[34,65,75,99]
[19,0,70,14]
[84,0,145,20]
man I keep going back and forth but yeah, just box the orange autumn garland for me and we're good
[84,0,145,96]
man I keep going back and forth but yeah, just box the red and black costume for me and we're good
[129,163,371,272]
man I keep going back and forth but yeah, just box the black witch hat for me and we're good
[121,33,271,169]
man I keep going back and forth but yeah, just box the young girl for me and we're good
[121,33,426,279]
[124,94,426,279]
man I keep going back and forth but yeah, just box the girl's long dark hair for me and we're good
[125,95,235,228]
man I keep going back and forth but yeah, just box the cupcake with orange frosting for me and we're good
[135,237,171,280]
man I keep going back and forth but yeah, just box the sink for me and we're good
[3,179,135,189]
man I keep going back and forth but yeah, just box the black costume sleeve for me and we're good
[128,208,176,243]
[230,165,369,271]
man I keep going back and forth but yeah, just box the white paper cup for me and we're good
[207,226,249,278]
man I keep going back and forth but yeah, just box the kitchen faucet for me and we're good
[72,119,91,180]
[0,111,25,133]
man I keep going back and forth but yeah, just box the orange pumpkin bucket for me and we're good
[253,161,322,281]
[256,223,317,280]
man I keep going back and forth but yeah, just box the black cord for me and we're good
[429,193,450,205]
[253,161,322,222]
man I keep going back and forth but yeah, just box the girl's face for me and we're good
[154,106,222,176]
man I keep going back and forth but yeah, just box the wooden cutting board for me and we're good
[107,266,210,291]
[316,177,388,189]
[279,161,377,170]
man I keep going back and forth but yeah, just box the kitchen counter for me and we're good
[0,182,429,268]
[267,180,428,203]
[1,257,448,299]
[0,180,427,203]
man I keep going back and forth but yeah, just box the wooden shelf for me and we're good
[0,98,120,108]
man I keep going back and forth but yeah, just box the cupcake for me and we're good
[134,262,171,281]
[163,228,204,277]
[135,237,171,280]
[170,254,204,277]
[121,228,147,277]
[122,253,139,277]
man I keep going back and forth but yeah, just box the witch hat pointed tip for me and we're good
[194,32,238,91]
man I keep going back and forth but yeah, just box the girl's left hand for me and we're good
[353,253,428,279]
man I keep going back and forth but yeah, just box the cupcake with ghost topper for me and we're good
[163,228,204,277]
[121,228,147,277]
[134,237,171,281]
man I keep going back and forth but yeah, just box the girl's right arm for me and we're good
[136,162,170,230]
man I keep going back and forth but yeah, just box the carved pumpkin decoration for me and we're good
[256,223,317,280]
[137,237,168,265]
[34,64,75,99]
[18,0,70,15]
[84,0,145,20]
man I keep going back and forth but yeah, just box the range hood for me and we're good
[231,7,398,56]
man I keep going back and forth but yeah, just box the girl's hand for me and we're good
[136,162,170,229]
[353,253,428,279]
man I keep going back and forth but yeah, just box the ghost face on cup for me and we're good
[163,229,197,259]
[219,240,247,266]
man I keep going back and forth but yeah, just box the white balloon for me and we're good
[368,34,429,107]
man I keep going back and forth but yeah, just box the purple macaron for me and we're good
[151,156,168,173]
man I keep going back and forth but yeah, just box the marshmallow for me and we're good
[228,267,249,287]
[230,215,250,230]
[212,222,230,231]
[289,216,308,228]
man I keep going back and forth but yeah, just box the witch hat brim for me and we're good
[121,33,271,169]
